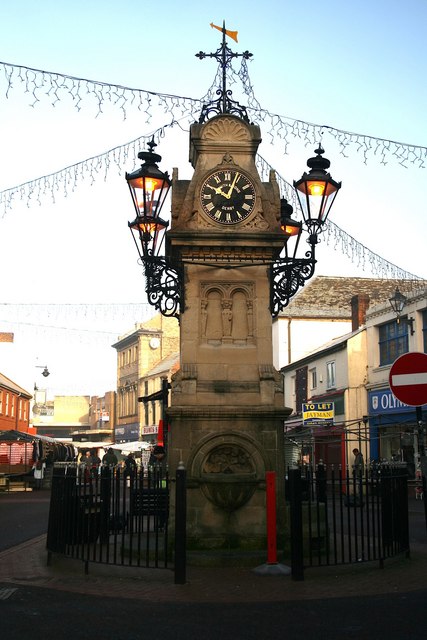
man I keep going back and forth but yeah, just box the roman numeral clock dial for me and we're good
[200,169,256,225]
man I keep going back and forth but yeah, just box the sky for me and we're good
[0,0,426,398]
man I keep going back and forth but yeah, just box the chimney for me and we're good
[351,294,370,331]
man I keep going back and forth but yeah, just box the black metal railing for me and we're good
[287,463,409,580]
[47,462,186,578]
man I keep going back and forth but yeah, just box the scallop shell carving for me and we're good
[203,117,250,142]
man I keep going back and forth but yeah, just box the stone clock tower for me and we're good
[126,28,340,560]
[167,111,291,556]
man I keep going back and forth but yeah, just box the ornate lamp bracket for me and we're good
[143,256,184,319]
[270,250,317,318]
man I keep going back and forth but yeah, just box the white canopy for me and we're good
[113,441,152,453]
[73,441,113,449]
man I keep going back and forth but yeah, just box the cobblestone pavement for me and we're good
[0,532,426,603]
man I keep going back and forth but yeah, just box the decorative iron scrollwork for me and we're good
[143,257,184,319]
[270,250,317,317]
[196,24,253,124]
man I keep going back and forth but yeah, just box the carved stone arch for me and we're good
[204,288,223,341]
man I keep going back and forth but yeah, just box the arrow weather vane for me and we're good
[196,21,253,123]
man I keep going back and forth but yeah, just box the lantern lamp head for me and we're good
[293,146,341,233]
[126,138,171,258]
[389,287,407,317]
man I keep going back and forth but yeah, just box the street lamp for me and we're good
[35,365,50,379]
[389,287,415,335]
[270,149,341,316]
[126,139,184,318]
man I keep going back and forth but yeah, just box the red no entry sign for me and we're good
[389,352,427,407]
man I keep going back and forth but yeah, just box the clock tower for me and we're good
[126,25,341,561]
[167,101,291,555]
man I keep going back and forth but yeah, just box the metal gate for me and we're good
[287,463,409,580]
[47,462,176,572]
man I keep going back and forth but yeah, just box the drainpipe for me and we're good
[287,318,292,364]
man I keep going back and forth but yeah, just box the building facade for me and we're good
[281,325,368,469]
[365,283,427,476]
[32,394,91,438]
[0,372,32,433]
[280,280,427,474]
[89,391,116,432]
[112,314,179,443]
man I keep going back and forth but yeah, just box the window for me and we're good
[295,367,308,413]
[379,320,408,366]
[309,367,317,390]
[326,361,336,389]
[423,310,427,354]
[5,393,9,416]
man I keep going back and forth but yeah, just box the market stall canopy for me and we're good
[0,430,34,442]
[0,430,57,443]
[114,441,152,453]
[72,441,113,449]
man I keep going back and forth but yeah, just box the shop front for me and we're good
[368,388,427,477]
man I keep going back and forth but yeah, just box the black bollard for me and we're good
[174,462,187,585]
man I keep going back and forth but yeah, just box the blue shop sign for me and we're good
[369,388,427,414]
[114,423,140,442]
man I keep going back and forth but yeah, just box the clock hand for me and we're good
[226,172,239,198]
[209,184,229,198]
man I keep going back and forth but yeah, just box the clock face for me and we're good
[200,169,256,225]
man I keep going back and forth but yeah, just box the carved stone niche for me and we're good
[189,433,266,513]
[200,282,255,345]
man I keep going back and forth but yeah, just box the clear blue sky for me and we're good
[0,0,426,396]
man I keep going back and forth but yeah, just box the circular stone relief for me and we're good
[200,444,258,512]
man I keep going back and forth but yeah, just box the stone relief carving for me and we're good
[195,437,263,513]
[200,283,255,344]
[202,444,255,475]
[243,212,269,230]
[202,117,250,142]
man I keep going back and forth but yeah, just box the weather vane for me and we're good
[196,21,253,123]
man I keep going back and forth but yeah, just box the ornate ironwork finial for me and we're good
[196,21,253,123]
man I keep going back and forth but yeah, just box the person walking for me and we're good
[352,448,364,478]
[352,448,364,504]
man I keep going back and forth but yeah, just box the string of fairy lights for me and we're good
[0,57,425,289]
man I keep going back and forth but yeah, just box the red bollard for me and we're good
[252,471,291,576]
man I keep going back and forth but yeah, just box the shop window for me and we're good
[326,361,336,389]
[379,319,408,366]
